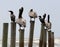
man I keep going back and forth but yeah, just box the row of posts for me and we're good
[2,19,54,47]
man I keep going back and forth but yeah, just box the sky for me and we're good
[0,0,60,40]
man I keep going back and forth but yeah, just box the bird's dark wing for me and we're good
[11,15,15,22]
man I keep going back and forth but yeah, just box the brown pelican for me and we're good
[39,14,46,23]
[29,9,37,18]
[9,11,15,22]
[16,7,26,27]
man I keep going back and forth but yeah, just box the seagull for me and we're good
[9,10,15,22]
[16,7,26,27]
[29,9,37,18]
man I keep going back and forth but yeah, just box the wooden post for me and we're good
[28,18,35,47]
[43,29,47,47]
[10,22,16,47]
[19,27,24,47]
[48,31,52,47]
[51,32,54,47]
[2,23,8,47]
[39,24,45,47]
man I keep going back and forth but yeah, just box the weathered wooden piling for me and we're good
[19,27,25,47]
[51,32,54,47]
[2,23,8,47]
[43,29,47,47]
[28,18,35,47]
[39,24,45,47]
[48,31,52,47]
[10,22,16,47]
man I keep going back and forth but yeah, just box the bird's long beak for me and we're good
[8,10,13,14]
[8,11,11,12]
[38,16,41,17]
[8,11,10,12]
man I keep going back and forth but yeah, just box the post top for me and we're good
[3,23,8,24]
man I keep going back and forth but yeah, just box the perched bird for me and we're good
[43,13,46,20]
[39,16,45,23]
[45,15,51,29]
[39,14,51,29]
[9,11,15,22]
[16,7,26,27]
[29,9,37,18]
[39,14,46,23]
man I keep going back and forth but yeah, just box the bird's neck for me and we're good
[48,20,50,23]
[18,16,22,18]
[11,13,14,15]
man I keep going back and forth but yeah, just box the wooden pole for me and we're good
[28,18,35,47]
[48,30,52,47]
[19,27,24,47]
[51,32,54,47]
[2,23,8,47]
[43,29,47,47]
[39,24,45,47]
[10,22,16,47]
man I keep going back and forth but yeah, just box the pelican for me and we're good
[29,9,37,18]
[9,10,15,22]
[16,7,26,27]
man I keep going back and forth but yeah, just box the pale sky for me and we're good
[0,0,60,39]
